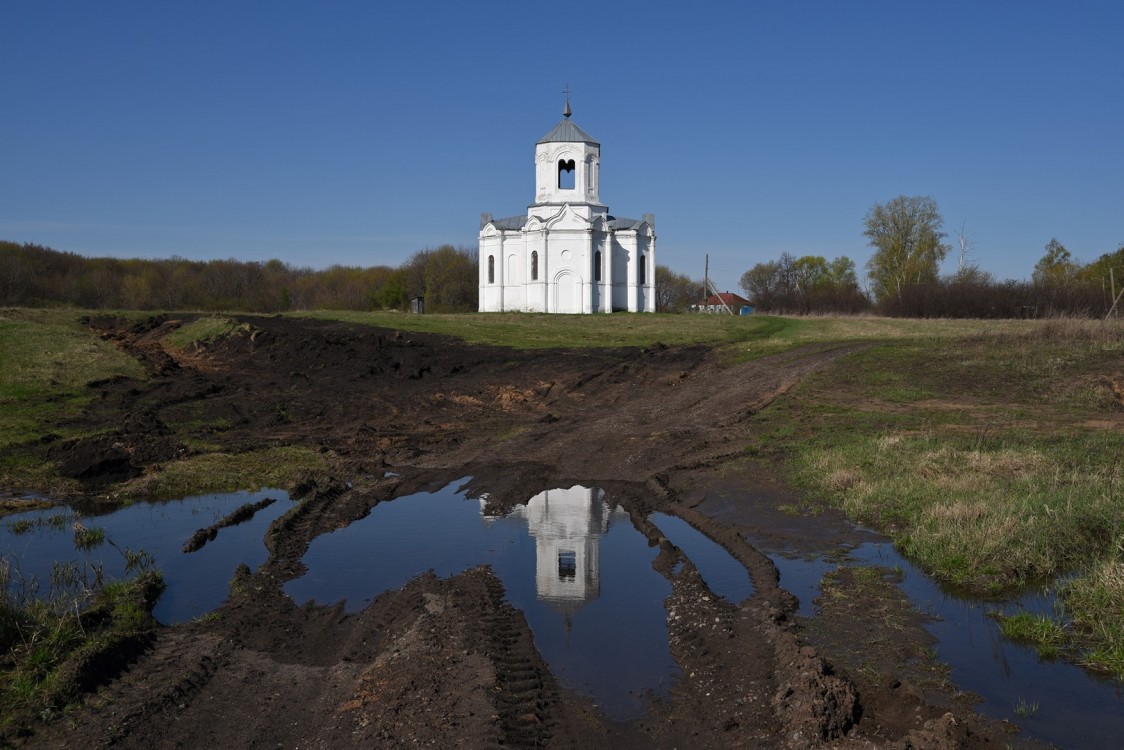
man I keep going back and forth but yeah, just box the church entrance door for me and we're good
[552,270,582,314]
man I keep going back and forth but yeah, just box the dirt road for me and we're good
[18,315,1034,748]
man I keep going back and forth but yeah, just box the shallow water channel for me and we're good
[773,542,1124,749]
[699,489,1124,750]
[284,480,753,720]
[1,489,293,624]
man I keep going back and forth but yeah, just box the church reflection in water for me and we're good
[488,486,618,615]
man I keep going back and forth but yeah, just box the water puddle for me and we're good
[1,489,293,624]
[648,512,754,603]
[704,494,1124,750]
[284,481,678,720]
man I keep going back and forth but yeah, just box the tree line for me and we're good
[1,238,707,315]
[740,195,1123,318]
[738,253,869,314]
[0,240,479,313]
[7,204,1120,318]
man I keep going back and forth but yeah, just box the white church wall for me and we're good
[610,234,633,312]
[544,229,590,314]
[523,231,545,312]
[479,231,503,312]
[637,226,655,313]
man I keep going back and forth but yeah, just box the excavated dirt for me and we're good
[12,314,1045,748]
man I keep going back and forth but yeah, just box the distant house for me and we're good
[694,291,752,314]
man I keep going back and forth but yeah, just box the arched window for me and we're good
[638,254,646,285]
[594,250,602,282]
[531,251,539,281]
[557,159,575,190]
[488,255,494,284]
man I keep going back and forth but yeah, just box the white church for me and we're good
[478,102,656,314]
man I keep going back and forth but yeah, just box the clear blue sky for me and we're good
[3,1,1121,294]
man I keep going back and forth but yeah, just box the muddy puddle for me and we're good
[699,487,1124,750]
[284,480,696,720]
[0,489,293,624]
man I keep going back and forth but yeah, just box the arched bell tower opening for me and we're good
[558,159,576,190]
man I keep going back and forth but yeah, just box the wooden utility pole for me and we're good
[699,254,733,314]
[702,255,709,313]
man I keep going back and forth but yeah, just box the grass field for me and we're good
[296,309,795,349]
[299,309,1089,357]
[0,309,147,492]
[741,317,1124,674]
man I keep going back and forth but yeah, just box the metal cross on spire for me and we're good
[562,84,572,118]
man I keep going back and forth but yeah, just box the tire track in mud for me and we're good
[629,484,862,747]
[182,496,277,553]
[644,476,794,612]
[489,342,872,494]
[478,573,558,748]
[24,627,230,750]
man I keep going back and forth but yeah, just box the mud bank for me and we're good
[10,315,1043,748]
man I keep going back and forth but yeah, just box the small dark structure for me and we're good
[410,296,425,314]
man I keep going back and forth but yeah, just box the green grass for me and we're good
[1,554,163,735]
[1013,697,1040,718]
[1060,556,1124,676]
[998,612,1068,659]
[0,311,146,451]
[0,310,148,493]
[72,525,106,551]
[294,310,795,350]
[744,317,1124,674]
[113,445,330,499]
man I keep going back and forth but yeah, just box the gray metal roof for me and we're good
[607,216,644,230]
[487,214,650,232]
[491,215,526,230]
[538,117,599,146]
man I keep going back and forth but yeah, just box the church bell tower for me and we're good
[533,97,605,217]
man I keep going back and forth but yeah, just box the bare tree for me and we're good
[957,222,973,275]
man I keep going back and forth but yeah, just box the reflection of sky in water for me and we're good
[284,481,677,720]
[649,512,754,602]
[767,539,1124,750]
[0,490,293,624]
